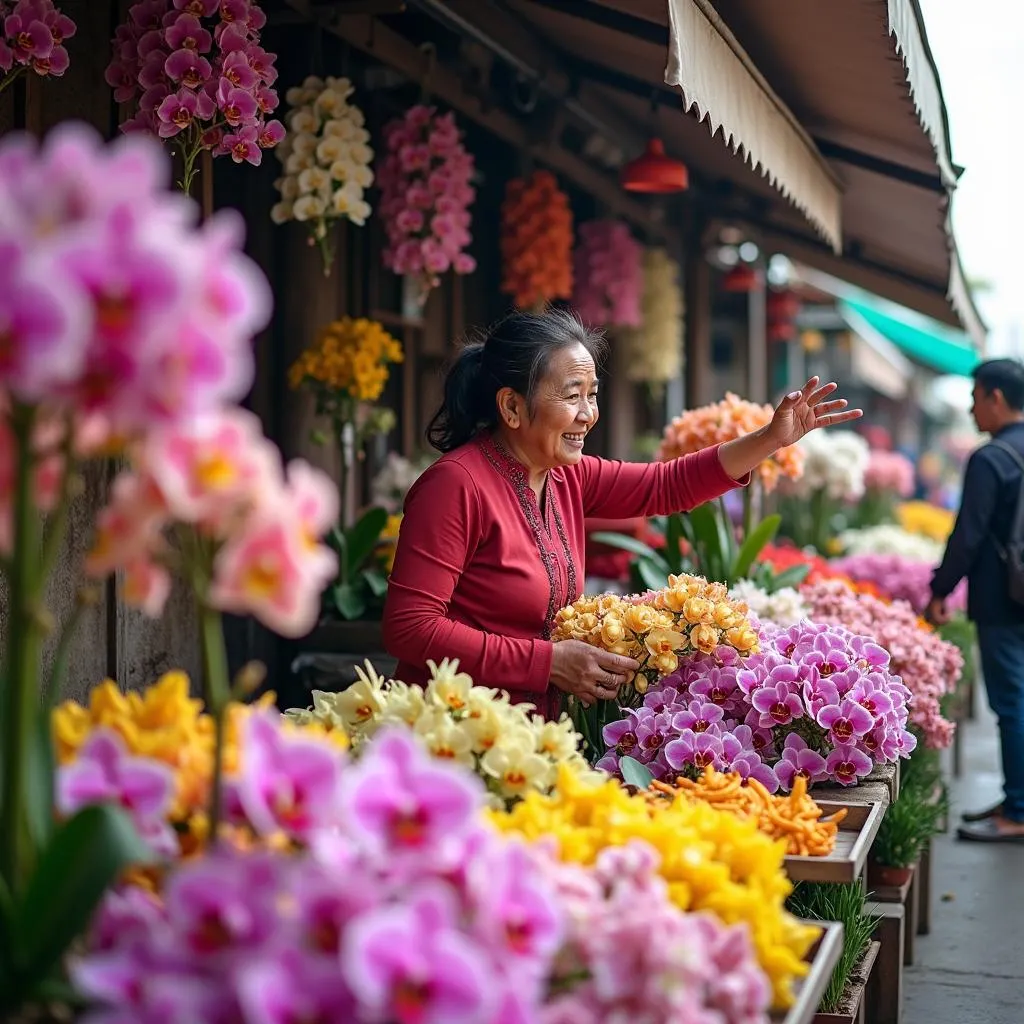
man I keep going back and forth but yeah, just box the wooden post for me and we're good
[866,903,904,1024]
[684,231,711,410]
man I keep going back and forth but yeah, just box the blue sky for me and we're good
[921,0,1024,355]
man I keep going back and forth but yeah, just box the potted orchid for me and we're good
[0,0,75,92]
[105,0,284,195]
[0,123,338,1018]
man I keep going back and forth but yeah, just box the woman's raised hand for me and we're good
[768,376,863,449]
[549,639,640,707]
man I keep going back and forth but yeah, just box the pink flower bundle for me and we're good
[541,842,770,1024]
[801,580,962,750]
[602,621,917,789]
[86,410,338,636]
[830,551,966,616]
[0,0,75,82]
[378,104,477,296]
[105,0,283,178]
[571,219,643,328]
[864,449,915,497]
[71,723,771,1024]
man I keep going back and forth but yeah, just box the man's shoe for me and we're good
[957,816,1024,843]
[961,802,1003,823]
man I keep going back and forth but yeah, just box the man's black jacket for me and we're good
[932,421,1024,625]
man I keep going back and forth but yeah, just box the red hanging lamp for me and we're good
[720,264,759,292]
[620,138,689,193]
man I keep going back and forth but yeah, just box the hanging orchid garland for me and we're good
[105,0,284,196]
[0,0,76,93]
[377,104,477,305]
[271,74,374,274]
[620,247,685,387]
[571,219,642,328]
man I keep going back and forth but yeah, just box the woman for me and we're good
[383,309,860,718]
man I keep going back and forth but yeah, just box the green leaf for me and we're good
[23,712,55,849]
[733,514,781,582]
[619,755,655,790]
[589,532,661,562]
[687,503,726,579]
[12,804,152,988]
[332,582,367,621]
[766,564,811,593]
[361,567,390,598]
[328,524,347,557]
[637,558,671,592]
[344,506,389,576]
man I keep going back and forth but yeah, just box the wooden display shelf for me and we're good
[784,800,886,884]
[813,941,880,1024]
[772,921,844,1024]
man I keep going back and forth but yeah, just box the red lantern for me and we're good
[766,290,800,321]
[620,139,689,194]
[720,264,758,292]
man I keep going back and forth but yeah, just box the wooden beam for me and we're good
[311,0,406,12]
[281,0,674,241]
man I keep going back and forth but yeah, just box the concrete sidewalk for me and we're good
[904,703,1024,1023]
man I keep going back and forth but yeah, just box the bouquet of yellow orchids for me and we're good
[552,574,758,756]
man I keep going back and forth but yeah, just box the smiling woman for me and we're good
[383,309,860,718]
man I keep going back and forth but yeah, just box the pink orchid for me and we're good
[85,473,167,579]
[238,952,356,1024]
[223,124,261,165]
[342,891,494,1024]
[231,711,346,840]
[572,220,643,328]
[774,734,828,790]
[824,743,874,786]
[57,729,177,856]
[342,728,480,867]
[122,555,172,617]
[750,680,804,727]
[164,47,211,88]
[164,12,211,51]
[816,697,876,744]
[5,8,53,64]
[216,80,258,126]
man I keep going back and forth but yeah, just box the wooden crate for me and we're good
[772,921,844,1024]
[785,800,886,884]
[812,941,880,1024]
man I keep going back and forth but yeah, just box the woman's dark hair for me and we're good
[427,308,607,453]
[974,358,1024,411]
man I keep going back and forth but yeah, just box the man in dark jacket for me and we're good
[928,358,1024,842]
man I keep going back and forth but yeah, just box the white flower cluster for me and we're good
[271,75,373,242]
[730,579,810,627]
[620,247,685,386]
[788,429,870,500]
[370,451,436,514]
[285,659,593,808]
[838,524,945,562]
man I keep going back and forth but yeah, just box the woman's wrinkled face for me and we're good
[499,342,599,472]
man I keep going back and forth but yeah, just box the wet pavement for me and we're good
[904,699,1024,1023]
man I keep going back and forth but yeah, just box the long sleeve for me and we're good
[576,444,748,519]
[382,459,553,693]
[931,452,998,598]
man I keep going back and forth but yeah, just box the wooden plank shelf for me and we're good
[784,800,886,884]
[813,940,880,1024]
[773,921,845,1024]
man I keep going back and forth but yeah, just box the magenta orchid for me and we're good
[602,619,915,790]
[56,729,177,857]
[571,219,643,329]
[803,579,962,749]
[831,551,966,616]
[378,104,477,302]
[0,0,75,92]
[106,0,282,193]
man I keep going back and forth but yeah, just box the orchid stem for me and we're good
[199,604,231,842]
[0,403,42,891]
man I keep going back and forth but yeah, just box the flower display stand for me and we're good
[784,800,886,884]
[773,921,844,1024]
[916,840,932,936]
[812,940,880,1024]
[864,884,911,1024]
[868,864,919,967]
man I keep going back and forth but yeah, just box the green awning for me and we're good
[839,297,980,378]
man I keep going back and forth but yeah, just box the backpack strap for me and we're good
[987,440,1024,561]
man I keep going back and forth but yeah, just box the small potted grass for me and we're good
[788,881,879,1024]
[868,778,948,888]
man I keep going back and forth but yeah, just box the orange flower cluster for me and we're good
[658,393,804,493]
[755,542,884,599]
[500,170,573,311]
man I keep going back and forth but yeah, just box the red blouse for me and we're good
[383,434,745,717]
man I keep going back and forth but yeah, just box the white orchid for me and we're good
[273,77,375,272]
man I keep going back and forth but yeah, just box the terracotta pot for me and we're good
[867,860,913,888]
